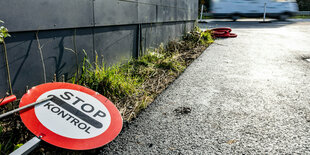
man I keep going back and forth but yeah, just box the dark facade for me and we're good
[0,0,198,97]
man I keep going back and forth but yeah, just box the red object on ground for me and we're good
[211,27,237,38]
[0,95,17,106]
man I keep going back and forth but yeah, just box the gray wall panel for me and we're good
[138,0,161,5]
[175,22,185,39]
[0,0,93,32]
[157,23,175,45]
[0,0,197,97]
[177,0,188,9]
[186,21,195,32]
[94,25,137,67]
[177,9,188,21]
[162,0,177,7]
[141,24,158,54]
[34,30,76,82]
[0,29,94,97]
[154,23,164,46]
[157,0,178,22]
[74,28,96,65]
[178,0,192,20]
[3,32,47,96]
[191,0,199,20]
[32,29,94,83]
[94,0,138,26]
[0,0,196,32]
[138,3,157,23]
[158,6,177,22]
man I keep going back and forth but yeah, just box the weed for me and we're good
[194,25,202,33]
[0,20,13,95]
[200,30,214,45]
[13,143,23,151]
[156,54,185,73]
[74,27,213,121]
[0,20,10,44]
[73,50,141,99]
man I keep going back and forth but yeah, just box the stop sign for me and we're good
[19,82,123,150]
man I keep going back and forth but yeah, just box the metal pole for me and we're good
[200,5,204,20]
[0,96,53,119]
[10,136,41,155]
[263,2,267,22]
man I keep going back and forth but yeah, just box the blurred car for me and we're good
[210,0,299,21]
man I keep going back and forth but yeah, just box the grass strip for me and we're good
[72,27,214,121]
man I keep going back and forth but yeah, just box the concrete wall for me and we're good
[0,0,198,97]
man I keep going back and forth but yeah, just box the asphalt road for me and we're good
[101,19,310,154]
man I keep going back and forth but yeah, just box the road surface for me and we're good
[101,19,310,154]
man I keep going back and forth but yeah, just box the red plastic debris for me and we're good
[211,27,237,38]
[0,95,17,106]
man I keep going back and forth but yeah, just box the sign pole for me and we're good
[200,5,204,20]
[259,2,271,23]
[0,96,53,119]
[10,136,41,155]
[263,2,267,22]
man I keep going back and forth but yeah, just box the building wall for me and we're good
[0,0,198,97]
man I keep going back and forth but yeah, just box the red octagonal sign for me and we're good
[19,82,123,150]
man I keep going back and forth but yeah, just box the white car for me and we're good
[210,0,299,21]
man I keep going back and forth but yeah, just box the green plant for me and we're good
[200,30,214,45]
[13,143,23,151]
[156,53,185,73]
[74,50,141,99]
[0,20,10,43]
[193,25,202,33]
[0,20,13,95]
[71,27,213,121]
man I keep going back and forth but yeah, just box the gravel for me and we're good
[100,19,310,154]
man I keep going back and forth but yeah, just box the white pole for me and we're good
[263,3,267,22]
[10,137,41,155]
[0,96,53,119]
[200,5,204,20]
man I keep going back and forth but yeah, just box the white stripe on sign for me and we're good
[35,89,111,139]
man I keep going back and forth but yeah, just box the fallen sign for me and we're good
[10,82,122,154]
